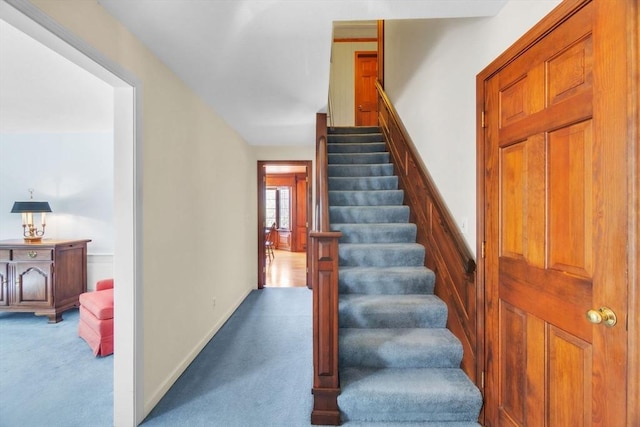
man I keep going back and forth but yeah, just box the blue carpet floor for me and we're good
[0,289,329,427]
[0,288,478,426]
[0,308,113,427]
[141,288,315,427]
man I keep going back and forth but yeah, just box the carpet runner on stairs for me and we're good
[327,126,482,426]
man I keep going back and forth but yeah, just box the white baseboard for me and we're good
[143,287,253,416]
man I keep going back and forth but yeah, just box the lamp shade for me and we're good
[11,201,52,213]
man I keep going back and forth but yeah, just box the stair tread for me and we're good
[338,266,435,295]
[339,294,447,328]
[329,190,404,207]
[340,328,463,368]
[339,243,425,267]
[331,206,409,224]
[339,367,483,423]
[340,242,424,249]
[328,164,395,177]
[328,152,390,165]
[329,176,399,191]
[339,265,433,275]
[329,189,403,195]
[339,294,446,308]
[333,223,416,243]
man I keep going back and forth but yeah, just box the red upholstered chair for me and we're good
[78,278,114,356]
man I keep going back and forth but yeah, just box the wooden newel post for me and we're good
[310,231,341,425]
[310,112,342,425]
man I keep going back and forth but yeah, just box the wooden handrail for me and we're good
[310,112,341,425]
[315,113,330,232]
[375,81,481,387]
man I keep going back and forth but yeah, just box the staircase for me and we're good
[327,126,482,425]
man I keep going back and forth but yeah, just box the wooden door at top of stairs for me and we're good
[480,0,637,425]
[355,51,378,126]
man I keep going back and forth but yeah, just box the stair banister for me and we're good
[375,81,482,387]
[310,112,342,425]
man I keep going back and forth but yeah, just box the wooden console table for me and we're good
[0,239,91,323]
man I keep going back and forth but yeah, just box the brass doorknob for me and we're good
[586,307,617,327]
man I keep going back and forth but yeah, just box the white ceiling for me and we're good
[1,0,507,144]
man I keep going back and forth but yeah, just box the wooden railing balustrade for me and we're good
[310,112,342,425]
[376,81,482,388]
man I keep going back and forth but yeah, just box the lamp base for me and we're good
[23,236,43,243]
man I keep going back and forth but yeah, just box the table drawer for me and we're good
[13,249,53,261]
[0,250,9,261]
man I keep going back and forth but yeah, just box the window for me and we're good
[265,186,291,230]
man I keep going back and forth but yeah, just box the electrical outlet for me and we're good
[461,217,468,235]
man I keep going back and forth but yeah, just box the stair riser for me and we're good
[328,134,383,143]
[339,307,446,328]
[328,164,395,177]
[332,224,416,244]
[339,329,463,368]
[330,206,409,224]
[339,268,435,295]
[329,177,398,191]
[329,126,380,135]
[328,143,387,153]
[339,245,425,267]
[329,190,404,206]
[328,153,390,164]
[339,295,447,328]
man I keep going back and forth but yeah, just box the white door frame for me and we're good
[0,1,143,425]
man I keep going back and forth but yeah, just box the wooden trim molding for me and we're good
[310,113,341,425]
[257,160,311,289]
[627,3,639,425]
[377,20,384,87]
[333,37,377,43]
[376,82,481,391]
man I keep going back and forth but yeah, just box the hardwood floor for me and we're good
[265,250,307,288]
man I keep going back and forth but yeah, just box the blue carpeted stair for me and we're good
[328,126,482,426]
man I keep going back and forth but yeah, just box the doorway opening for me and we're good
[257,161,311,289]
[0,3,142,425]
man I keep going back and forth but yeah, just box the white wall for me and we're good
[0,131,115,289]
[384,0,561,255]
[329,41,377,126]
[29,0,257,420]
[253,145,314,162]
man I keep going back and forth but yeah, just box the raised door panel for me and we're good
[14,262,52,306]
[0,262,8,306]
[277,230,291,251]
[54,244,87,307]
[547,121,593,277]
[295,174,307,252]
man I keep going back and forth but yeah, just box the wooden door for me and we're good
[480,0,635,425]
[295,173,308,252]
[355,52,378,126]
